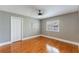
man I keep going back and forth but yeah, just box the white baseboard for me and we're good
[22,35,41,40]
[0,35,79,47]
[40,35,79,46]
[0,41,11,47]
[0,35,40,47]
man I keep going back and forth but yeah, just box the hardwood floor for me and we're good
[0,36,79,53]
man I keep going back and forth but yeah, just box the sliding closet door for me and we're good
[11,16,23,52]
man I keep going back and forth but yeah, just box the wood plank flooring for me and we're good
[0,36,79,53]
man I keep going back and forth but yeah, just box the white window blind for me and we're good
[46,20,59,32]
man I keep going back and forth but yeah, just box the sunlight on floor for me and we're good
[46,44,60,53]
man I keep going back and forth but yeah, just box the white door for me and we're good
[32,22,40,34]
[11,16,22,42]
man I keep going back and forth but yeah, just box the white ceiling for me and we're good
[0,5,78,19]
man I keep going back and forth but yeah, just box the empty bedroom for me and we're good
[0,5,79,53]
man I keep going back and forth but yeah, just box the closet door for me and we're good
[11,16,22,42]
[32,22,40,34]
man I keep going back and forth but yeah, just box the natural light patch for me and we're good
[46,44,60,53]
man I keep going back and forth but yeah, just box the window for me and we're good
[46,20,59,32]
